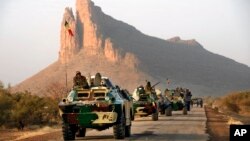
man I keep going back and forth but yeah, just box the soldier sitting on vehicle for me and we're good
[73,71,89,89]
[138,85,145,95]
[93,72,102,86]
[145,81,152,93]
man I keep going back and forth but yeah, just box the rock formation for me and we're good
[59,8,80,64]
[167,36,201,46]
[13,0,250,97]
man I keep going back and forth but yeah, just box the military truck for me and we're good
[164,89,188,115]
[132,85,159,121]
[58,76,132,140]
[192,98,203,108]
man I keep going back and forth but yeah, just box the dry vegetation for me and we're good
[203,91,250,126]
[206,91,250,118]
[220,91,250,115]
[0,81,60,129]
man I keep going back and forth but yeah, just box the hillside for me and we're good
[13,0,250,96]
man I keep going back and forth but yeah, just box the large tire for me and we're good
[62,123,75,140]
[152,111,158,121]
[160,108,165,115]
[183,107,188,115]
[76,127,86,137]
[113,113,125,139]
[160,111,164,115]
[165,107,172,116]
[125,125,131,137]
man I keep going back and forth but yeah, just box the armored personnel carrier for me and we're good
[164,89,188,115]
[192,97,203,108]
[132,85,159,121]
[155,89,172,116]
[58,76,132,140]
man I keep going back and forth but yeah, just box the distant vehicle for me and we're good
[156,89,172,116]
[192,98,203,108]
[58,76,132,140]
[132,85,159,121]
[165,89,188,115]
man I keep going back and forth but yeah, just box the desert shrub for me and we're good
[203,96,217,107]
[0,91,14,126]
[222,99,240,113]
[221,91,250,113]
[0,82,59,128]
[11,92,60,126]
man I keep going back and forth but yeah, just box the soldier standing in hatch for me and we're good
[94,72,102,86]
[73,71,89,88]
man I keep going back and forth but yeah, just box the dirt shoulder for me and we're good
[0,126,61,141]
[205,106,229,141]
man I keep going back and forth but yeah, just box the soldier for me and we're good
[73,71,89,88]
[94,72,102,86]
[138,85,145,95]
[184,89,192,111]
[145,81,152,92]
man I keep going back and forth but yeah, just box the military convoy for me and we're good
[58,76,133,140]
[58,74,194,140]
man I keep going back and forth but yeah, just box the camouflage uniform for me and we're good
[73,71,89,88]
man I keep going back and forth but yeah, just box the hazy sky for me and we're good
[0,0,249,86]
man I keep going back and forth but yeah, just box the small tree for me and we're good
[45,82,66,101]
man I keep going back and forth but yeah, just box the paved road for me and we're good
[21,107,208,141]
[82,107,208,141]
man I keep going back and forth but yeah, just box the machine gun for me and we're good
[152,82,160,88]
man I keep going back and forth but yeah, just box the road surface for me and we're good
[19,107,209,141]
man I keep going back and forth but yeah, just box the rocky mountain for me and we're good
[13,0,250,96]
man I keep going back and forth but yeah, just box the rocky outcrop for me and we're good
[104,38,120,62]
[59,8,80,64]
[59,0,125,63]
[167,36,201,46]
[76,0,101,54]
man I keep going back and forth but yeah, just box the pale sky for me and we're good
[0,0,249,86]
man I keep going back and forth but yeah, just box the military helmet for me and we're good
[76,71,81,75]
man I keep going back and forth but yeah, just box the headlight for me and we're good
[67,96,74,102]
[105,96,110,101]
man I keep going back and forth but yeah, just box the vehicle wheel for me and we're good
[183,107,188,115]
[160,109,165,115]
[125,125,131,137]
[76,127,86,137]
[62,123,75,140]
[165,107,172,116]
[113,113,125,139]
[152,111,158,121]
